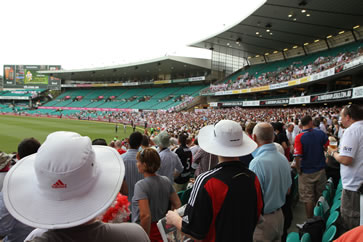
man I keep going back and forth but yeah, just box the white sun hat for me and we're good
[198,120,257,157]
[2,131,125,229]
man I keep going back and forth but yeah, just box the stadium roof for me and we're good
[39,56,211,81]
[191,0,363,57]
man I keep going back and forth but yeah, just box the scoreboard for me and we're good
[3,65,61,90]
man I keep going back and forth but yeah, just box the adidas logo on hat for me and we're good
[52,180,67,189]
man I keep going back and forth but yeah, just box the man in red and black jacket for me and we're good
[166,120,263,242]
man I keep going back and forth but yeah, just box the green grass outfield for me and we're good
[0,115,145,153]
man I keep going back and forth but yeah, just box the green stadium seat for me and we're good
[322,225,337,242]
[326,211,339,229]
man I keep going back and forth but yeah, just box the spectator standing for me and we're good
[174,133,193,192]
[319,117,327,133]
[121,132,144,205]
[286,123,295,148]
[153,131,183,183]
[0,137,41,242]
[192,148,219,178]
[293,119,301,138]
[166,120,263,241]
[328,104,363,232]
[115,140,126,155]
[0,153,14,191]
[294,116,329,218]
[132,148,181,241]
[273,122,291,161]
[2,131,149,242]
[249,123,292,241]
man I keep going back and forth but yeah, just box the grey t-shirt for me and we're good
[29,221,149,242]
[132,175,175,223]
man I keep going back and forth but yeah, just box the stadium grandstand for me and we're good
[1,0,363,241]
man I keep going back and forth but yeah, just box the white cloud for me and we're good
[0,0,265,75]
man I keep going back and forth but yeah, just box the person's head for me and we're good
[252,123,274,146]
[340,104,363,128]
[178,133,188,146]
[141,135,150,148]
[136,148,160,174]
[114,140,122,149]
[287,123,294,133]
[109,141,115,148]
[245,122,257,137]
[92,138,107,146]
[17,137,41,160]
[301,116,313,129]
[152,131,171,149]
[3,131,124,229]
[193,138,199,146]
[313,118,320,128]
[197,120,257,161]
[272,122,283,134]
[128,132,143,149]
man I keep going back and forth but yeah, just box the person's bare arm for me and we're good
[335,155,352,165]
[281,141,288,150]
[294,156,302,174]
[138,199,151,235]
[327,147,353,166]
[170,192,181,210]
[166,210,201,242]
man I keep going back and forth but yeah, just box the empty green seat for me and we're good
[326,211,339,229]
[322,225,337,242]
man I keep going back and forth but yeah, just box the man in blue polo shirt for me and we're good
[250,123,292,241]
[294,115,328,219]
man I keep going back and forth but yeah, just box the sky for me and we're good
[0,0,265,75]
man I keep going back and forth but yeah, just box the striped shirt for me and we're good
[121,149,144,204]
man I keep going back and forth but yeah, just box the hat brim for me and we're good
[3,146,124,229]
[198,125,257,157]
[152,136,170,148]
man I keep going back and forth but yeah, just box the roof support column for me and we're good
[351,30,358,42]
[282,51,287,60]
[302,46,308,55]
[325,39,331,49]
[263,55,268,63]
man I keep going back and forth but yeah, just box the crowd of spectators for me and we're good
[1,104,362,241]
[203,45,362,93]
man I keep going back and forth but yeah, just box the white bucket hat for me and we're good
[3,131,125,229]
[198,120,257,157]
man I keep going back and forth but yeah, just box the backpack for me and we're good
[298,216,325,242]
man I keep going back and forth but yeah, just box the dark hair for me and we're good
[245,122,257,136]
[313,118,320,127]
[136,148,160,174]
[141,135,150,147]
[129,132,143,149]
[92,138,107,146]
[272,122,284,133]
[301,116,312,126]
[17,138,41,159]
[178,133,188,146]
[343,104,363,121]
[194,138,199,146]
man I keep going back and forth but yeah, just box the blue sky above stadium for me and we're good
[0,0,265,75]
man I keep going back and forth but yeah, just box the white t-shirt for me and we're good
[339,120,363,191]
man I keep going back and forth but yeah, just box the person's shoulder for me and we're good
[158,175,172,184]
[104,223,150,241]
